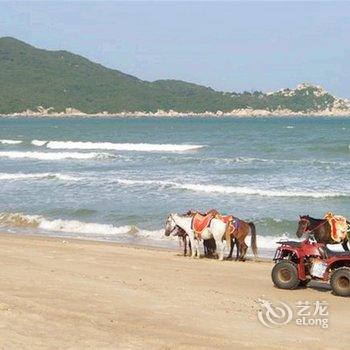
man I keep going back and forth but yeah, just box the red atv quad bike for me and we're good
[272,239,350,297]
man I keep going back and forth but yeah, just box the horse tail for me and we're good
[225,223,232,251]
[249,222,258,257]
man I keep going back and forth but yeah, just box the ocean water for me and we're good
[0,116,349,256]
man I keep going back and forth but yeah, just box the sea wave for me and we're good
[0,172,80,182]
[0,151,115,160]
[43,141,204,152]
[215,157,350,167]
[0,212,41,228]
[158,155,350,167]
[116,179,345,198]
[31,140,48,146]
[0,212,165,240]
[0,212,305,250]
[0,139,22,144]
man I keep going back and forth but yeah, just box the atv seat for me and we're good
[277,241,302,247]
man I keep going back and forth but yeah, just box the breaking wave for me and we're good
[116,179,345,198]
[0,212,165,241]
[0,139,22,144]
[31,140,48,146]
[0,151,115,160]
[42,141,204,152]
[0,172,80,182]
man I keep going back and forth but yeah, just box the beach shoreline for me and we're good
[0,232,348,349]
[2,107,350,118]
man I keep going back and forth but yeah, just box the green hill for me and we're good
[0,37,346,114]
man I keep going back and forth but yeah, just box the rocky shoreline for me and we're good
[2,106,350,118]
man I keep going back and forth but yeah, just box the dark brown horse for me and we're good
[296,215,349,251]
[225,218,258,261]
[172,226,192,256]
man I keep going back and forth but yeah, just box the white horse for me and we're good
[164,213,228,260]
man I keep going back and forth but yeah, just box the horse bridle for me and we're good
[300,218,327,234]
[166,214,179,236]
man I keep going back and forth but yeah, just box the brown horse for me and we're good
[225,218,258,261]
[296,215,349,251]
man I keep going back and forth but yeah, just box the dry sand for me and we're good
[0,233,348,349]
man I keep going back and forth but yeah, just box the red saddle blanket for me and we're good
[324,212,348,243]
[192,213,215,236]
[192,213,238,236]
[220,215,233,224]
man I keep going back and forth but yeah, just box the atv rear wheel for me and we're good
[330,268,350,297]
[272,260,300,290]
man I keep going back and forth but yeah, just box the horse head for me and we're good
[164,214,177,236]
[296,215,310,238]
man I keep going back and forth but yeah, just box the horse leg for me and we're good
[203,239,208,257]
[235,240,240,261]
[227,237,235,259]
[187,233,197,258]
[215,238,225,261]
[183,236,187,256]
[240,242,248,261]
[191,237,201,258]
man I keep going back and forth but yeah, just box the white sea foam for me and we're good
[31,140,48,146]
[0,139,22,144]
[116,179,344,198]
[38,219,133,236]
[0,172,80,181]
[37,219,166,241]
[255,234,291,249]
[45,141,204,152]
[0,212,165,240]
[0,151,114,160]
[253,234,344,252]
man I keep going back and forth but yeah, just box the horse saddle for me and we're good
[221,215,240,235]
[324,212,348,243]
[192,213,215,237]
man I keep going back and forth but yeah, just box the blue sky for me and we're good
[1,1,349,97]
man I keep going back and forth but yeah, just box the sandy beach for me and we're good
[0,233,348,349]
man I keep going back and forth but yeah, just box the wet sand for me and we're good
[0,233,348,349]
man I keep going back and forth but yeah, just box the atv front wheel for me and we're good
[330,268,350,297]
[272,260,300,290]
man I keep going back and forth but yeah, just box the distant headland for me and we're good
[1,37,350,117]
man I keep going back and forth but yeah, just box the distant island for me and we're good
[0,36,350,117]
